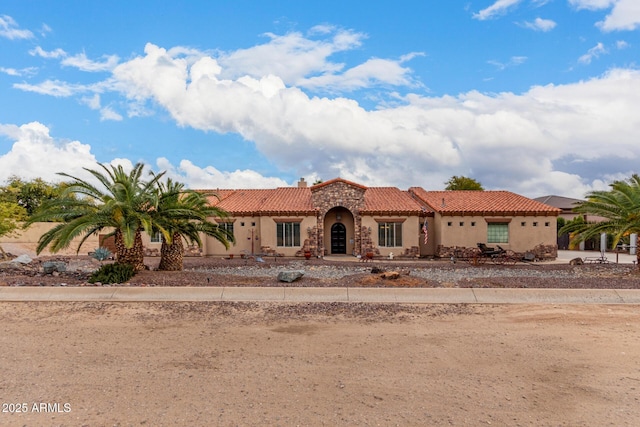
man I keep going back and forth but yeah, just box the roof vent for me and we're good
[441,198,446,207]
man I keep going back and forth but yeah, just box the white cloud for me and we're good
[578,42,607,63]
[213,27,417,92]
[616,40,629,49]
[569,0,616,11]
[0,122,98,183]
[156,158,290,189]
[13,79,89,97]
[522,17,557,31]
[570,0,640,32]
[81,94,102,110]
[597,0,640,31]
[217,28,364,86]
[0,67,20,76]
[0,15,33,40]
[80,94,124,122]
[61,53,120,72]
[0,121,289,190]
[107,43,640,197]
[0,66,37,77]
[297,56,421,92]
[473,0,523,20]
[29,46,67,59]
[11,28,640,199]
[99,106,123,121]
[39,23,52,37]
[30,47,119,72]
[487,56,528,70]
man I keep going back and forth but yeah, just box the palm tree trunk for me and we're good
[114,229,146,271]
[158,233,185,271]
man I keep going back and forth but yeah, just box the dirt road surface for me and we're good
[1,302,639,426]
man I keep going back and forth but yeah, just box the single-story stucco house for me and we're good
[141,177,560,260]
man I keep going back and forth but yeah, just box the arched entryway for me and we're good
[323,207,355,255]
[331,223,347,254]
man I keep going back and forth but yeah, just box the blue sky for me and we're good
[1,0,639,198]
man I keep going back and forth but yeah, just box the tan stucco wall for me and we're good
[0,222,103,256]
[202,215,319,257]
[200,216,259,256]
[261,215,317,257]
[436,214,557,253]
[134,211,557,259]
[361,215,422,258]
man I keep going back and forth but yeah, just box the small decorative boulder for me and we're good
[569,257,584,265]
[42,261,67,274]
[380,271,401,280]
[277,270,305,283]
[11,254,32,265]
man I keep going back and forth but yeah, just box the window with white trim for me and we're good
[277,222,300,247]
[150,231,163,243]
[378,222,402,247]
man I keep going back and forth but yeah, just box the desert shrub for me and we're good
[92,247,113,261]
[89,263,136,284]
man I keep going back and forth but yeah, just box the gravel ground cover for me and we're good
[1,255,639,288]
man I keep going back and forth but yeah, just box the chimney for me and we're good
[298,177,307,188]
[441,197,446,207]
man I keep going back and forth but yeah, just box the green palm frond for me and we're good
[560,174,640,249]
[28,162,159,255]
[150,176,234,249]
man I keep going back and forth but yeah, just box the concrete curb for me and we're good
[1,286,640,304]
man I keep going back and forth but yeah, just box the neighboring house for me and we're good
[534,195,606,250]
[145,177,559,259]
[534,195,582,221]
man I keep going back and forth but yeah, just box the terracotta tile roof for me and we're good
[259,187,315,214]
[202,181,559,217]
[199,189,236,205]
[410,188,561,216]
[205,188,315,215]
[208,189,274,215]
[361,187,426,215]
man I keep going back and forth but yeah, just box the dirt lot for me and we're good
[0,302,639,426]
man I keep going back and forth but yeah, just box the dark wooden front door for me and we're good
[331,223,346,254]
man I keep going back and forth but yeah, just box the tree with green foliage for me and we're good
[560,174,640,266]
[444,176,484,191]
[0,176,65,215]
[27,163,164,270]
[152,178,234,271]
[0,201,27,258]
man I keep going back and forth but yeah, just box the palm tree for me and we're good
[27,163,163,271]
[152,178,234,271]
[560,174,640,266]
